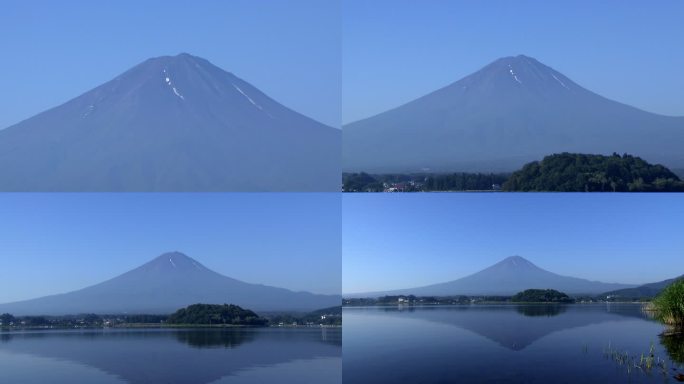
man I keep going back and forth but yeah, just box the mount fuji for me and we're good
[348,256,635,297]
[0,252,341,315]
[343,55,684,173]
[0,53,340,191]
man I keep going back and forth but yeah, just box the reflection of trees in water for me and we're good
[660,333,684,364]
[174,329,254,349]
[515,305,567,317]
[174,328,341,349]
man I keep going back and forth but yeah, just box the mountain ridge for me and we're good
[0,251,341,315]
[343,54,684,173]
[0,53,340,191]
[602,274,684,299]
[346,255,635,297]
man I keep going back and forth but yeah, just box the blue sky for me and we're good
[343,0,684,123]
[0,0,340,129]
[0,193,341,303]
[6,2,681,128]
[343,194,684,293]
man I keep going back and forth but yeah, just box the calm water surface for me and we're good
[344,304,684,384]
[0,327,341,384]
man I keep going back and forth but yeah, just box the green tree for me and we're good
[511,289,574,303]
[503,153,684,192]
[168,303,267,326]
[0,313,15,325]
[628,177,645,191]
[653,280,684,331]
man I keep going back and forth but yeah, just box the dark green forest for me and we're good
[167,304,268,326]
[511,289,574,303]
[503,153,684,192]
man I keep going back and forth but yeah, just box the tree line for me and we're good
[0,304,342,328]
[344,153,684,192]
[342,172,509,192]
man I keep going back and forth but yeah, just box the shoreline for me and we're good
[0,324,342,332]
[342,301,650,307]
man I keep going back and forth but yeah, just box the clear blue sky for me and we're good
[0,0,340,129]
[343,194,684,294]
[343,0,684,123]
[0,193,341,303]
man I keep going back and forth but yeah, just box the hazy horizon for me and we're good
[343,0,684,124]
[343,194,684,294]
[0,193,341,303]
[0,0,341,129]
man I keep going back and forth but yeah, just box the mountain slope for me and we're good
[0,53,340,191]
[603,275,684,299]
[349,256,634,297]
[343,55,684,173]
[0,252,341,315]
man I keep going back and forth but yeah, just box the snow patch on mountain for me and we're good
[233,84,262,110]
[508,65,522,84]
[551,73,569,89]
[163,69,185,100]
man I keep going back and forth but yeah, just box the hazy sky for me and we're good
[343,0,684,123]
[0,193,341,303]
[343,194,684,294]
[0,0,341,129]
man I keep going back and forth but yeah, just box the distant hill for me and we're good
[307,305,342,317]
[511,289,573,303]
[603,275,684,299]
[347,256,634,297]
[343,54,684,173]
[167,303,267,325]
[0,252,341,315]
[503,152,684,191]
[0,53,340,191]
[266,306,342,326]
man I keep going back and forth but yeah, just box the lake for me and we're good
[343,304,684,383]
[0,327,341,384]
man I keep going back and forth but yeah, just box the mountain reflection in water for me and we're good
[344,304,684,384]
[0,327,340,384]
